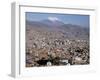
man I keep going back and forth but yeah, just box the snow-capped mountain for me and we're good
[41,19,64,27]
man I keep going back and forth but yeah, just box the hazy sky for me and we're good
[26,12,89,27]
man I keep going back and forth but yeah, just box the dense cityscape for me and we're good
[26,19,89,67]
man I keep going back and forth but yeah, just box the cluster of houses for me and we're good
[26,35,89,67]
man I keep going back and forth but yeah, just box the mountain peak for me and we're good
[41,17,64,27]
[47,17,61,22]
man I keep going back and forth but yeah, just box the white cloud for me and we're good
[48,17,60,22]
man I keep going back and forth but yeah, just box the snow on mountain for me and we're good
[48,17,61,22]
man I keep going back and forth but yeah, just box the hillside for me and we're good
[26,20,89,67]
